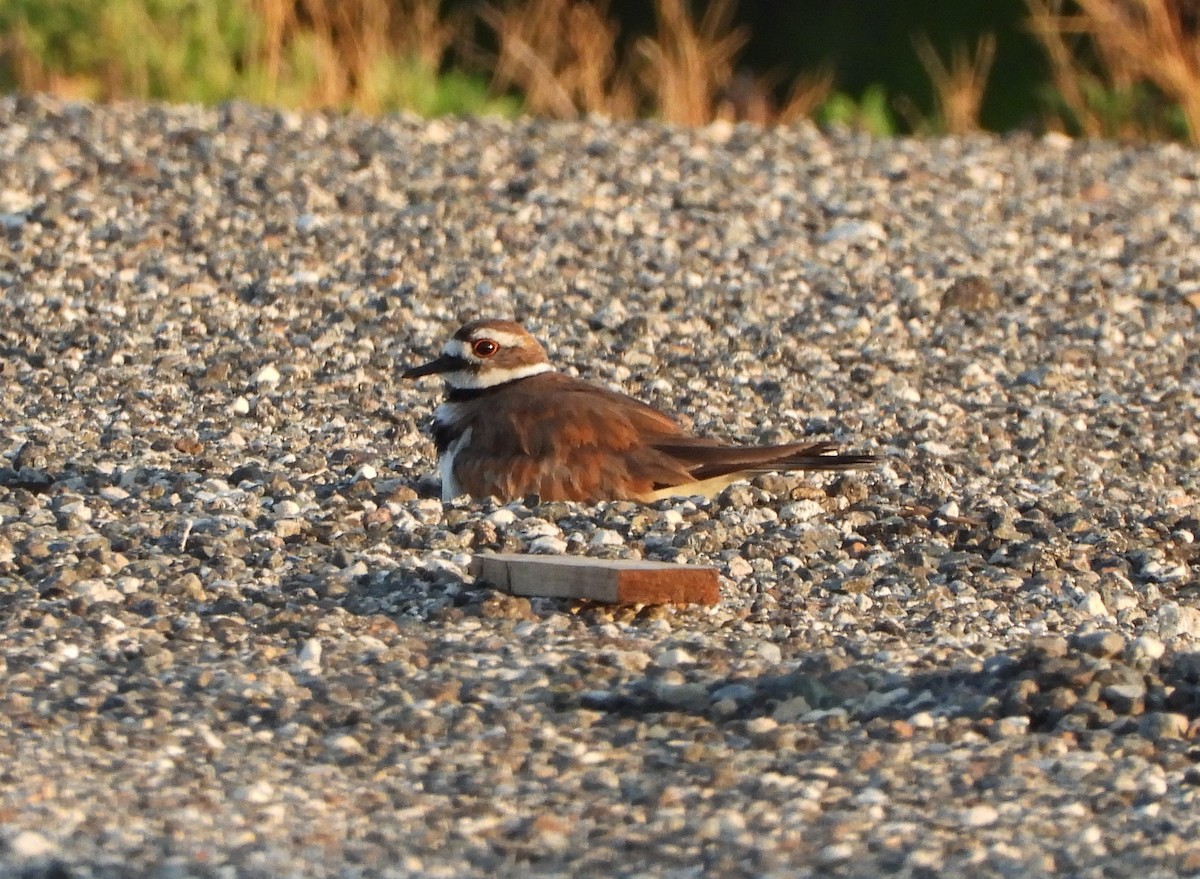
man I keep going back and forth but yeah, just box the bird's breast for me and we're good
[432,401,470,454]
[438,427,472,501]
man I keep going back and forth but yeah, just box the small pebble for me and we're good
[8,831,56,859]
[254,364,281,386]
[1073,631,1125,658]
[755,642,782,664]
[960,804,1000,827]
[653,647,694,668]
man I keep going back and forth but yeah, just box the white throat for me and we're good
[442,361,553,390]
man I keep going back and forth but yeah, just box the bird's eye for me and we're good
[472,339,499,357]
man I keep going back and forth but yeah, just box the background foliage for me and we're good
[1,0,1198,141]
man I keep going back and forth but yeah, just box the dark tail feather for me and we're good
[650,439,878,482]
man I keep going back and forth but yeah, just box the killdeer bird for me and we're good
[404,319,876,503]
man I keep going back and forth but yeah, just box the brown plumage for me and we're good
[404,319,876,503]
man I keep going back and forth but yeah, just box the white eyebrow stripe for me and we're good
[442,361,553,389]
[470,329,528,348]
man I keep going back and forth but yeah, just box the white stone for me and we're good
[908,711,936,728]
[854,787,889,805]
[238,781,274,803]
[726,556,753,579]
[781,501,823,522]
[9,830,56,859]
[116,577,142,594]
[486,508,518,527]
[58,501,92,522]
[817,843,855,865]
[254,364,281,385]
[529,536,568,554]
[653,647,693,668]
[1076,590,1109,617]
[290,269,322,285]
[328,734,365,755]
[746,716,778,734]
[296,213,323,233]
[756,642,782,664]
[518,518,562,539]
[1154,603,1200,639]
[298,638,322,672]
[71,579,124,603]
[1129,635,1165,662]
[274,499,301,517]
[960,804,999,827]
[773,696,812,722]
[821,220,886,245]
[918,441,953,457]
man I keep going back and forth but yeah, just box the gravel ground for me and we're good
[1,96,1199,878]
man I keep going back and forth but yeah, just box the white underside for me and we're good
[439,428,472,501]
[639,473,743,502]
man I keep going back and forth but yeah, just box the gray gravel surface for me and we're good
[1,96,1200,878]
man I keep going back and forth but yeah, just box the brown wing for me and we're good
[451,373,876,502]
[649,437,877,482]
[452,373,698,502]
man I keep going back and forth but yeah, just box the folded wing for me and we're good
[452,373,875,502]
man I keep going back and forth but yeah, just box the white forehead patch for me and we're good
[442,339,469,358]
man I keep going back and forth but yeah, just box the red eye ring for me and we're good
[472,338,499,357]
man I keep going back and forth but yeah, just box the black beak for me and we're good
[402,353,467,379]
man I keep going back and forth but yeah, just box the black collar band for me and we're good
[446,387,490,403]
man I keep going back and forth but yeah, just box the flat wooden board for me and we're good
[470,553,720,605]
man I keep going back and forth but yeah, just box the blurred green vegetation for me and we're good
[0,0,516,115]
[1,0,1197,141]
[815,86,897,138]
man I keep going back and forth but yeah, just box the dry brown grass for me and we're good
[2,0,822,122]
[914,32,997,133]
[483,0,638,117]
[254,0,459,110]
[774,70,838,124]
[1027,0,1200,141]
[483,0,829,124]
[0,0,471,110]
[634,0,747,124]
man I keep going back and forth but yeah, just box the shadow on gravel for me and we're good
[8,859,255,879]
[578,636,1200,744]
